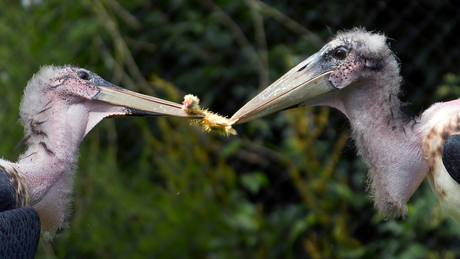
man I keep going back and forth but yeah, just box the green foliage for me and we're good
[0,0,459,258]
[435,73,460,101]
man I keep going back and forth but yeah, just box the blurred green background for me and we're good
[1,0,460,258]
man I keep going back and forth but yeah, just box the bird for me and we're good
[0,65,201,257]
[229,28,460,223]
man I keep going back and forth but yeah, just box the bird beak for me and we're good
[91,82,202,118]
[230,51,336,124]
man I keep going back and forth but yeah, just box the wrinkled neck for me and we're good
[15,100,91,233]
[20,109,82,159]
[18,100,89,170]
[332,80,428,217]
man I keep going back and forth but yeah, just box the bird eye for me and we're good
[77,71,90,80]
[333,47,348,60]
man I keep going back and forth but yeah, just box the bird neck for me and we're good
[336,77,429,218]
[15,99,91,233]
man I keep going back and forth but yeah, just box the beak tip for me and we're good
[229,116,247,125]
[229,118,239,125]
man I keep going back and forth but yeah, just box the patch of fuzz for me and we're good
[182,94,237,136]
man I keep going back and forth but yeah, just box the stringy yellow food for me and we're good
[182,94,237,136]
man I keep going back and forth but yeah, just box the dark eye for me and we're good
[78,71,90,80]
[333,47,348,60]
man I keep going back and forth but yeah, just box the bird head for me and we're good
[230,28,398,123]
[20,65,202,137]
[26,65,200,118]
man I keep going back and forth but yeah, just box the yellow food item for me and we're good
[182,94,237,136]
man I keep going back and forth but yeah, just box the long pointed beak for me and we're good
[230,52,336,124]
[91,83,202,118]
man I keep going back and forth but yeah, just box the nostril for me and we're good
[297,64,308,72]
